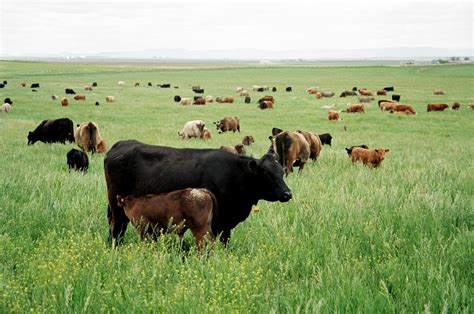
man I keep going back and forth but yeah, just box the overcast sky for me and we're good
[1,0,472,58]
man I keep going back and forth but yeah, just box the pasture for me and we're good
[0,60,473,312]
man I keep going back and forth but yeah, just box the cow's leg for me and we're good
[107,205,129,247]
[298,162,306,172]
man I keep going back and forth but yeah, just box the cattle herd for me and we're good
[1,78,473,250]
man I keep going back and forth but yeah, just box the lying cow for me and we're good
[427,103,448,112]
[376,89,387,96]
[380,101,397,111]
[214,117,240,133]
[269,131,310,176]
[27,118,75,145]
[67,148,89,172]
[216,96,234,103]
[220,144,246,155]
[245,96,251,104]
[178,120,206,139]
[286,87,292,92]
[258,96,274,103]
[61,97,69,106]
[319,91,335,98]
[307,87,318,94]
[205,95,214,103]
[383,86,394,92]
[174,95,181,102]
[65,88,76,95]
[359,96,374,103]
[75,121,102,153]
[116,188,216,248]
[351,147,389,168]
[193,97,206,105]
[359,89,373,96]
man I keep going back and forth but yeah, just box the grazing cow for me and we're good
[351,147,389,168]
[239,90,250,97]
[328,111,342,121]
[286,87,292,92]
[272,87,277,92]
[160,84,171,88]
[148,82,152,86]
[318,133,332,146]
[106,96,115,103]
[271,127,283,136]
[116,188,216,247]
[201,127,212,140]
[84,86,93,91]
[214,117,240,133]
[75,121,102,153]
[30,83,40,88]
[383,86,394,92]
[307,87,318,94]
[236,87,243,92]
[377,89,387,96]
[359,89,373,96]
[205,95,215,103]
[178,120,206,139]
[242,135,255,146]
[179,98,193,106]
[61,97,69,106]
[92,82,98,87]
[395,104,416,115]
[320,91,335,98]
[451,102,460,110]
[392,94,401,102]
[321,104,337,110]
[65,88,76,95]
[174,95,182,102]
[104,140,292,245]
[1,103,12,113]
[380,102,397,111]
[4,97,12,105]
[67,149,89,172]
[297,130,322,160]
[345,145,369,156]
[134,82,140,87]
[340,90,357,97]
[74,95,86,101]
[433,90,445,95]
[193,97,206,105]
[359,96,374,103]
[258,101,273,109]
[427,103,448,112]
[95,102,100,106]
[352,87,357,91]
[346,103,365,113]
[27,118,75,145]
[118,81,125,86]
[245,96,251,104]
[220,144,246,156]
[269,131,310,176]
[96,139,108,153]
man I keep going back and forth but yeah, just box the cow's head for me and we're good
[248,153,292,202]
[374,148,390,161]
[27,132,36,145]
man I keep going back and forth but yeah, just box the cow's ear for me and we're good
[248,159,258,174]
[268,136,273,141]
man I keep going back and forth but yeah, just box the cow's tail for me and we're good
[209,191,220,239]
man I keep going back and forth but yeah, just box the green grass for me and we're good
[0,61,473,313]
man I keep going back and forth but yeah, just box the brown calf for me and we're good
[242,135,255,146]
[351,147,390,168]
[376,89,387,96]
[451,102,460,110]
[214,116,240,133]
[220,144,246,155]
[116,188,216,248]
[359,89,373,96]
[328,111,341,121]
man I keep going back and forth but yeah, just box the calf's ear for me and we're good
[248,159,258,174]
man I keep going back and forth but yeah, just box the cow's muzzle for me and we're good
[280,190,292,202]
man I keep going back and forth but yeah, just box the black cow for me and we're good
[193,88,204,94]
[27,118,75,145]
[31,83,40,88]
[318,133,333,146]
[4,97,12,105]
[3,81,7,85]
[65,88,76,95]
[174,95,181,102]
[160,84,171,88]
[272,127,284,136]
[286,87,292,92]
[257,87,264,92]
[272,87,277,92]
[383,86,394,92]
[352,86,357,91]
[95,101,100,106]
[148,82,152,86]
[345,145,369,156]
[0,84,4,89]
[340,90,357,97]
[67,149,89,172]
[92,82,98,87]
[245,96,251,104]
[392,94,401,102]
[104,140,292,245]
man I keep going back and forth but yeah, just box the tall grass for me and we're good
[0,61,472,312]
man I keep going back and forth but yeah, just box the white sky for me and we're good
[1,0,473,56]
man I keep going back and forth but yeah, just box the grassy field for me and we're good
[0,60,473,313]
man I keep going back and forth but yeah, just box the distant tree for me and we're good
[464,57,470,61]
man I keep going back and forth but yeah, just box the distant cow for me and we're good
[395,104,416,115]
[1,103,11,113]
[205,95,215,103]
[468,104,474,110]
[214,117,240,133]
[65,88,76,95]
[318,133,332,146]
[359,89,373,96]
[84,86,93,91]
[134,82,140,87]
[148,82,152,86]
[74,95,86,100]
[75,121,102,153]
[174,95,182,102]
[351,147,389,168]
[160,84,171,88]
[433,90,445,95]
[95,102,100,106]
[258,101,273,109]
[92,82,98,87]
[236,87,243,92]
[376,89,387,96]
[451,102,460,110]
[378,99,393,107]
[4,97,12,105]
[321,104,337,110]
[270,131,310,176]
[178,120,206,139]
[272,87,277,92]
[340,90,357,97]
[193,97,206,105]
[392,94,401,102]
[359,96,374,103]
[328,111,341,121]
[61,97,69,106]
[297,130,322,160]
[116,188,216,247]
[220,144,246,156]
[179,98,193,105]
[383,86,394,92]
[320,91,335,98]
[307,87,318,94]
[258,96,274,103]
[20,83,26,87]
[118,81,125,86]
[346,103,365,113]
[286,87,292,92]
[27,118,75,145]
[242,135,255,146]
[239,90,249,97]
[345,145,369,156]
[216,96,234,104]
[244,96,251,104]
[193,88,204,94]
[30,83,40,88]
[67,149,89,172]
[106,96,115,102]
[380,101,397,111]
[427,103,448,112]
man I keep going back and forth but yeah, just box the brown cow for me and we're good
[242,135,255,146]
[315,92,322,99]
[270,131,310,176]
[258,95,274,103]
[106,96,115,102]
[359,89,373,96]
[74,95,86,100]
[51,95,59,100]
[216,96,234,103]
[75,121,102,153]
[345,145,369,156]
[469,103,474,110]
[451,102,460,110]
[61,97,69,106]
[258,101,273,109]
[433,90,445,95]
[214,117,240,133]
[134,82,140,87]
[376,89,387,96]
[346,103,365,113]
[307,87,318,94]
[297,130,322,160]
[380,102,397,111]
[351,147,389,168]
[395,104,416,115]
[116,188,216,248]
[96,139,108,153]
[205,95,214,103]
[220,144,246,155]
[328,111,342,121]
[427,103,448,112]
[193,97,206,105]
[201,127,212,140]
